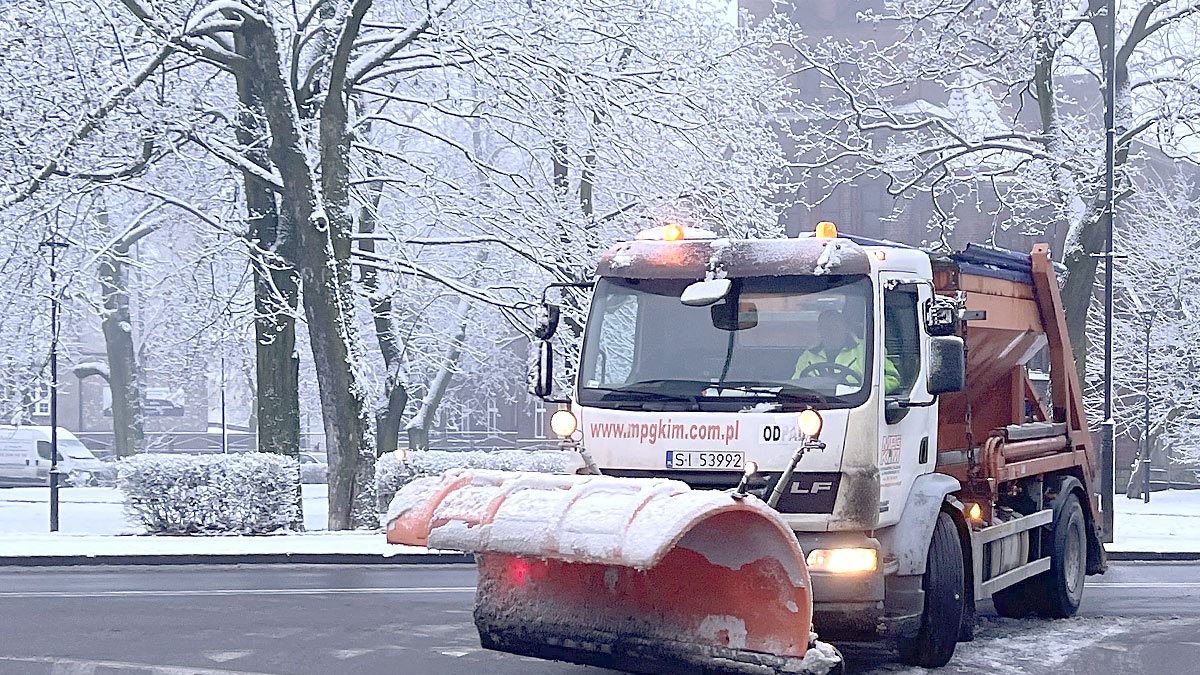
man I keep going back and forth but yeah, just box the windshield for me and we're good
[578,275,874,410]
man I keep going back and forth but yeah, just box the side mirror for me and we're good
[531,340,554,399]
[681,278,731,307]
[925,295,959,337]
[927,336,965,395]
[534,303,560,340]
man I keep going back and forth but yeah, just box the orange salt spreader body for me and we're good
[385,469,842,674]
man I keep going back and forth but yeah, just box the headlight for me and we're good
[798,409,823,439]
[550,409,578,437]
[806,547,878,574]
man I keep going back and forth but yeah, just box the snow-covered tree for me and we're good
[1087,171,1200,487]
[776,0,1200,371]
[2,0,798,529]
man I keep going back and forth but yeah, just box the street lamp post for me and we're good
[1099,0,1119,543]
[41,232,68,533]
[220,356,228,454]
[1140,309,1154,503]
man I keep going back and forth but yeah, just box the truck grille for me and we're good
[601,469,840,514]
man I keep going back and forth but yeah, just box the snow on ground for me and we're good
[0,484,439,558]
[1110,489,1200,552]
[0,484,329,535]
[856,616,1131,674]
[0,530,427,557]
[3,485,1200,556]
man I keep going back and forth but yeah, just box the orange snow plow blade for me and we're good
[385,470,841,674]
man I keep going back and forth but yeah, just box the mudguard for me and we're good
[876,472,962,576]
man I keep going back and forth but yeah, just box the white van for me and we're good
[0,426,112,487]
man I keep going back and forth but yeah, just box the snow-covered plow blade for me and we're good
[385,470,841,674]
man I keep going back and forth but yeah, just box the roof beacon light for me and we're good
[634,224,719,241]
[815,221,838,239]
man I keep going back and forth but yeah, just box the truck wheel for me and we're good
[1039,494,1087,618]
[898,512,964,668]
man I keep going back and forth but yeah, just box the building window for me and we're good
[533,401,547,439]
[33,382,51,416]
[486,402,500,432]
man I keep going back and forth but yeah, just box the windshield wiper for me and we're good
[582,384,699,404]
[705,381,827,404]
[620,379,826,405]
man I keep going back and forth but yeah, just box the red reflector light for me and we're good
[506,558,532,586]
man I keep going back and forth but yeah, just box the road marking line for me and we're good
[0,586,476,599]
[1089,582,1200,588]
[1,655,278,675]
[204,651,252,663]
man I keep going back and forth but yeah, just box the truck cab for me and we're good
[532,223,1105,666]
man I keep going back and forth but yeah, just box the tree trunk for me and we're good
[405,293,472,450]
[354,153,408,458]
[239,13,370,529]
[95,202,145,458]
[232,57,301,460]
[231,42,303,528]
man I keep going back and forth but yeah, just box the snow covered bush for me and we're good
[119,453,300,535]
[375,450,579,513]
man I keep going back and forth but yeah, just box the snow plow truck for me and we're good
[385,222,1107,673]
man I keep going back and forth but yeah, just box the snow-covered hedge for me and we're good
[375,449,579,512]
[119,453,300,535]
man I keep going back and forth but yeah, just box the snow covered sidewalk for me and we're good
[1110,489,1200,553]
[0,485,457,563]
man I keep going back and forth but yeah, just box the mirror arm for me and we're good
[540,280,595,304]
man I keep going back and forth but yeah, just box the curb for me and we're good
[0,552,474,567]
[4,550,1195,567]
[1106,551,1200,562]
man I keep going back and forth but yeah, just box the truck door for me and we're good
[877,278,935,527]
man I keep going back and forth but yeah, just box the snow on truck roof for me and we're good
[597,236,872,279]
[597,232,1035,285]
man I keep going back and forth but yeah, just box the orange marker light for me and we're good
[815,221,838,238]
[663,223,685,241]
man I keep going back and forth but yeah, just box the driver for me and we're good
[793,310,900,393]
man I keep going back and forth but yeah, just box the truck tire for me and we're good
[898,512,964,668]
[990,494,1088,619]
[1039,493,1087,618]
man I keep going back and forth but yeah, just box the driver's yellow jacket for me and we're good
[792,339,901,394]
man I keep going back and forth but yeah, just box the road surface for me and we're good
[0,562,1197,674]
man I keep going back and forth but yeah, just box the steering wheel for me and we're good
[797,361,862,386]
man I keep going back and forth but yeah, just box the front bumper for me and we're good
[797,532,924,640]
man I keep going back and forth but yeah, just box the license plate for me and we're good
[665,451,745,470]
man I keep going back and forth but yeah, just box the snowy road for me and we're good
[0,562,1197,675]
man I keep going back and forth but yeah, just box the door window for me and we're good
[883,285,922,396]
